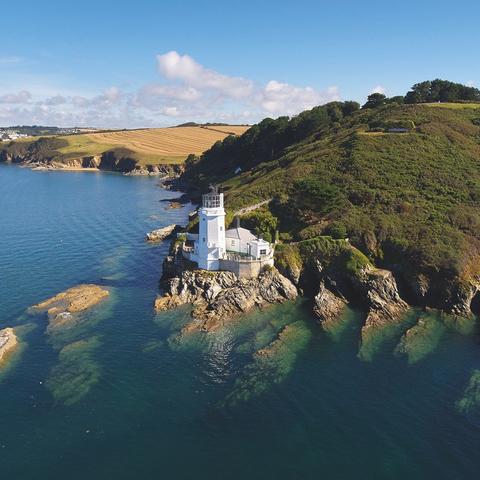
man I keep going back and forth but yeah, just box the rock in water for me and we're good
[313,281,347,332]
[155,268,298,333]
[363,269,408,325]
[222,321,311,407]
[45,336,101,405]
[456,370,480,415]
[29,284,109,333]
[0,328,18,367]
[357,268,409,361]
[145,224,176,242]
[394,315,445,364]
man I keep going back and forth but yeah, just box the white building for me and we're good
[182,187,274,278]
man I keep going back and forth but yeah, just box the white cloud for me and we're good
[466,80,475,87]
[41,95,67,106]
[0,90,32,104]
[259,80,339,114]
[157,51,254,99]
[137,84,201,103]
[0,52,340,127]
[370,85,386,95]
[159,106,180,117]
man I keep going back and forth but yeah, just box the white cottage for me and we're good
[182,187,274,278]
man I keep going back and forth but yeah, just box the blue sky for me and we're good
[1,0,479,127]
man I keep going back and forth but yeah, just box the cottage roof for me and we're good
[225,226,257,242]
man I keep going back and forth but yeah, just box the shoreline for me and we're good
[1,162,182,178]
[32,166,100,172]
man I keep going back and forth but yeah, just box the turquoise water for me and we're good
[1,164,479,479]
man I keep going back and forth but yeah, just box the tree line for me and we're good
[363,79,480,108]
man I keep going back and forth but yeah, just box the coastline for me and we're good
[31,165,100,172]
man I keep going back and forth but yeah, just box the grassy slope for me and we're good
[181,103,480,304]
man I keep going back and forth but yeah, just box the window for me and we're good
[260,249,267,255]
[220,226,223,231]
[203,237,206,242]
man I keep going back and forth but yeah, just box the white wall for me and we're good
[198,201,226,270]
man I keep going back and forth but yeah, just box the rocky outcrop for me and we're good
[124,164,184,177]
[0,328,18,366]
[358,268,409,333]
[1,142,185,177]
[29,284,109,333]
[345,267,409,360]
[448,280,480,319]
[145,224,177,242]
[155,268,298,333]
[312,281,347,331]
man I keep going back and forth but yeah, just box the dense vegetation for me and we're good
[405,79,480,104]
[179,82,480,309]
[361,79,480,110]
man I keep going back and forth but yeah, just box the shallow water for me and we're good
[1,164,479,479]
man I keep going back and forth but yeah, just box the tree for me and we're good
[387,96,405,105]
[362,93,387,109]
[242,209,278,243]
[404,79,480,104]
[342,101,361,115]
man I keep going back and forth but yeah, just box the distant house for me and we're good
[387,128,409,133]
[234,167,242,175]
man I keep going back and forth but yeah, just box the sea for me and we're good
[0,164,479,479]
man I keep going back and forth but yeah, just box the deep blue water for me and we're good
[0,164,479,479]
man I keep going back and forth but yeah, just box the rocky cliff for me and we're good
[155,265,298,333]
[0,143,184,176]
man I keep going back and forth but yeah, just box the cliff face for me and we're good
[0,144,184,176]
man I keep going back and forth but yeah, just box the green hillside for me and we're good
[179,95,480,310]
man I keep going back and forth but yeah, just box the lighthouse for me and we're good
[197,185,226,270]
[181,186,275,278]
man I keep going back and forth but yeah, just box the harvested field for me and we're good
[85,125,250,159]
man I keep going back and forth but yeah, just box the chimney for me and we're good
[236,216,241,228]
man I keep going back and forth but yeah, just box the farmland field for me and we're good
[0,125,251,167]
[78,125,251,164]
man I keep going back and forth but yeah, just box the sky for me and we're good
[1,0,479,128]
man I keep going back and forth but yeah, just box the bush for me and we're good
[241,208,278,243]
[325,222,348,239]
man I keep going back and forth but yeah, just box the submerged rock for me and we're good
[145,224,177,242]
[394,315,446,364]
[45,336,101,406]
[29,284,109,334]
[223,321,311,407]
[165,201,183,209]
[0,328,18,367]
[456,370,480,415]
[155,268,298,333]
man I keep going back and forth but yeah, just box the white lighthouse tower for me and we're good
[197,185,226,270]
